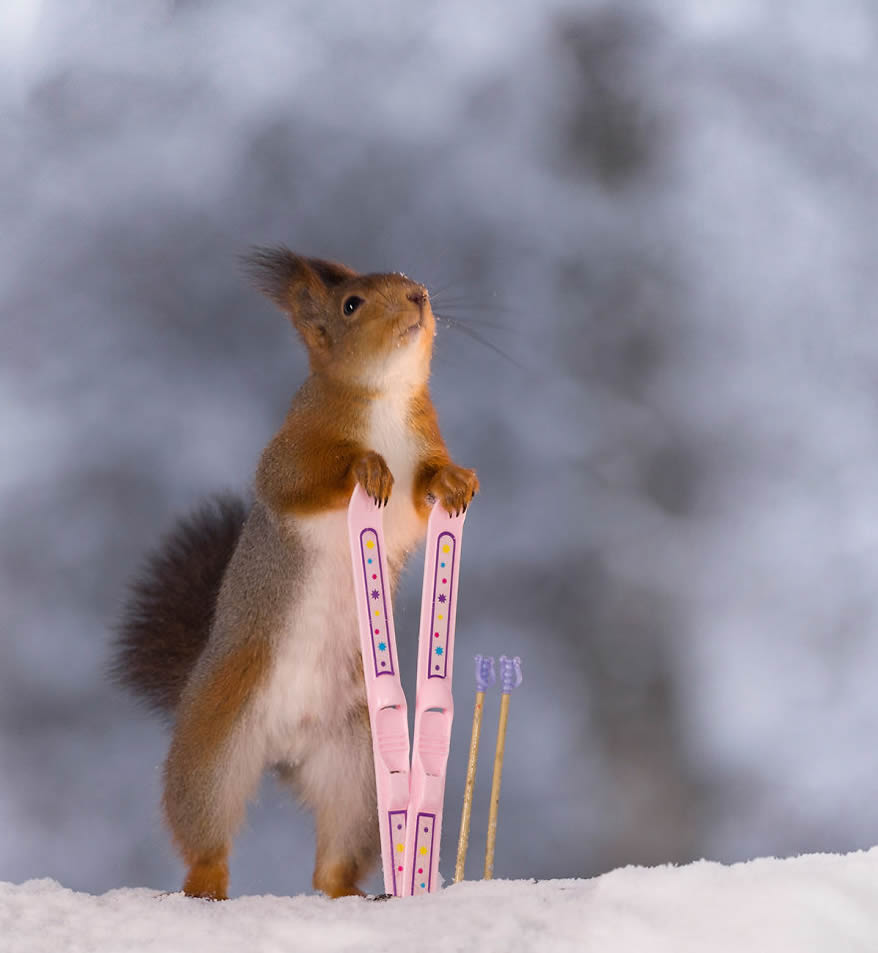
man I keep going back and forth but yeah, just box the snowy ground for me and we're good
[2,851,878,953]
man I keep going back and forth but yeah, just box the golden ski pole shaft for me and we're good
[455,689,486,883]
[483,691,510,879]
[483,655,521,881]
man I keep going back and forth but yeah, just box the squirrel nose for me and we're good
[407,289,428,308]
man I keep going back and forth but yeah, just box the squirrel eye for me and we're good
[343,295,364,316]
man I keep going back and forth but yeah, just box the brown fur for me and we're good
[115,250,477,899]
[181,846,229,901]
[255,377,378,516]
[162,636,272,897]
[312,860,365,899]
[409,387,480,517]
[169,636,271,774]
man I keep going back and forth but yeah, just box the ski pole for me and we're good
[484,655,522,880]
[454,655,495,883]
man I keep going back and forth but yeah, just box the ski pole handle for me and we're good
[475,654,496,692]
[498,655,522,695]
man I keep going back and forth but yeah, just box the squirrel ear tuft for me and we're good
[305,257,359,288]
[243,246,356,311]
[243,245,301,309]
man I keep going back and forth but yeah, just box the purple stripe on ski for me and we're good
[388,810,407,897]
[359,528,394,677]
[410,812,436,895]
[427,531,456,679]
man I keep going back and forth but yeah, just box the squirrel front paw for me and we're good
[426,464,479,517]
[354,451,394,507]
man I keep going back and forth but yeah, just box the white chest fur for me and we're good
[365,391,425,560]
[261,393,425,765]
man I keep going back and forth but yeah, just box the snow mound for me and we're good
[3,849,878,953]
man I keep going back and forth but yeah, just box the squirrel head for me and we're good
[245,246,435,391]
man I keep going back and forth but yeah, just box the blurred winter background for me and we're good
[3,0,878,897]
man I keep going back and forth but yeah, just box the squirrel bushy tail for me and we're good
[112,494,249,717]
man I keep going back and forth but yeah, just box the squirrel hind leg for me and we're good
[163,638,272,902]
[290,708,380,899]
[182,846,229,900]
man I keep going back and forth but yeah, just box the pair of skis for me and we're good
[347,485,467,897]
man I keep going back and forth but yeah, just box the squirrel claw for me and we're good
[354,451,394,508]
[427,464,479,518]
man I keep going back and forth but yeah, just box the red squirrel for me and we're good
[113,248,478,900]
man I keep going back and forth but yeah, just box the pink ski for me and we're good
[347,485,411,897]
[347,485,468,896]
[401,500,464,896]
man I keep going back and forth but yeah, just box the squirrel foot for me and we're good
[427,464,479,517]
[182,847,229,900]
[313,860,367,899]
[354,451,394,507]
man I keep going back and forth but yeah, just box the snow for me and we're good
[3,850,878,953]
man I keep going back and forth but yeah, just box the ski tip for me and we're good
[349,483,384,514]
[474,655,495,692]
[428,497,469,529]
[498,655,522,694]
